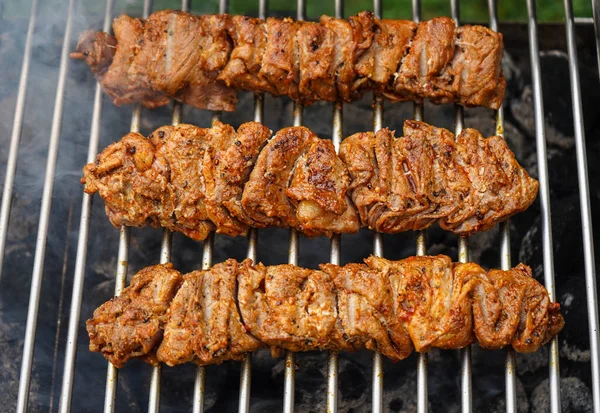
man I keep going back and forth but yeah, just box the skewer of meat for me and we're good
[86,255,564,368]
[82,120,538,239]
[70,10,506,111]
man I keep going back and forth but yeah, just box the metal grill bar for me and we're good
[192,4,228,412]
[102,105,141,413]
[563,0,600,411]
[448,2,472,412]
[371,93,384,413]
[238,1,268,410]
[371,5,385,411]
[525,1,561,411]
[0,0,37,279]
[15,0,75,410]
[282,4,305,413]
[409,3,429,413]
[57,1,114,411]
[148,103,180,413]
[97,3,153,413]
[327,3,344,412]
[485,1,518,412]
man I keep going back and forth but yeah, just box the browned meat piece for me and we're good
[451,25,506,109]
[393,17,456,103]
[365,256,488,352]
[218,16,277,95]
[157,260,262,366]
[73,11,237,111]
[149,124,215,240]
[296,21,337,103]
[340,121,538,236]
[88,256,564,368]
[259,17,299,100]
[320,261,414,360]
[287,139,360,236]
[86,264,183,368]
[82,131,175,230]
[241,126,317,229]
[439,128,539,234]
[319,16,358,102]
[242,127,357,236]
[237,260,350,356]
[82,124,214,240]
[473,264,564,353]
[73,11,506,110]
[397,120,469,229]
[350,11,416,95]
[204,121,272,233]
[340,127,433,232]
[84,120,536,240]
[70,31,117,76]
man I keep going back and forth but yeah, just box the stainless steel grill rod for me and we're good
[410,2,428,413]
[563,0,600,411]
[525,1,562,412]
[327,3,344,411]
[448,2,472,411]
[238,1,268,410]
[0,0,38,279]
[371,2,384,412]
[485,2,518,412]
[16,0,75,410]
[192,2,228,410]
[102,0,153,409]
[58,1,114,411]
[282,3,305,412]
[148,103,181,413]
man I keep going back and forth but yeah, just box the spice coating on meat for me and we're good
[339,120,539,236]
[87,256,564,368]
[157,260,262,366]
[83,120,537,239]
[86,264,183,368]
[72,11,506,110]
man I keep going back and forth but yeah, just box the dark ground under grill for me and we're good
[0,3,599,412]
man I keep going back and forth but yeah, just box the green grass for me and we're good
[3,0,594,23]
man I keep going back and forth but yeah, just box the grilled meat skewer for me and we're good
[82,120,538,239]
[87,255,564,368]
[71,10,506,111]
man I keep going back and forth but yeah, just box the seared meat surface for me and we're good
[83,120,537,240]
[72,11,505,110]
[86,264,183,368]
[339,120,539,235]
[87,256,564,368]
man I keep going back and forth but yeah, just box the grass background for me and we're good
[2,0,595,22]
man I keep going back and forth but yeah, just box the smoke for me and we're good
[0,2,599,412]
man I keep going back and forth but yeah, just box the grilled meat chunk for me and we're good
[88,256,564,368]
[241,126,358,235]
[72,11,506,110]
[218,16,276,95]
[203,121,271,235]
[339,120,538,236]
[157,260,262,366]
[73,11,237,111]
[84,120,537,239]
[86,264,183,368]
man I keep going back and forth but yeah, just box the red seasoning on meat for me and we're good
[82,120,538,240]
[87,256,564,368]
[71,10,506,110]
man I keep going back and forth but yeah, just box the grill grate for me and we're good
[2,0,598,412]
